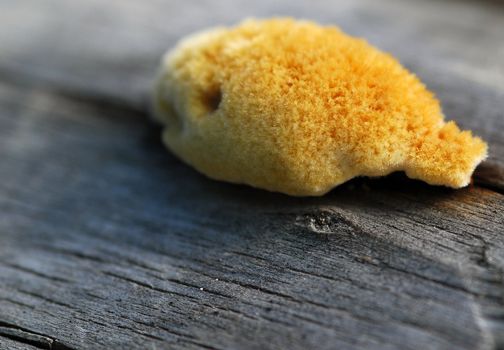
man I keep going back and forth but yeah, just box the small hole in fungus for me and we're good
[201,87,222,114]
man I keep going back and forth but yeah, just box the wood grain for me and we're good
[0,0,503,349]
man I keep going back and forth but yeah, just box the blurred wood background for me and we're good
[0,0,503,349]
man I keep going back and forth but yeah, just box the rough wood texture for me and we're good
[0,1,503,349]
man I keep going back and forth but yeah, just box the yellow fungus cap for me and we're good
[152,18,487,196]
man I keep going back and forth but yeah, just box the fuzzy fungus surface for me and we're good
[152,18,487,196]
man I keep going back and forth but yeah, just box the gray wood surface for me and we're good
[0,0,503,349]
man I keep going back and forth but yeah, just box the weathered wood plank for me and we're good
[0,0,503,188]
[0,82,503,349]
[1,1,504,349]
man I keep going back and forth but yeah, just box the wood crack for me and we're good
[0,321,75,350]
[101,270,199,301]
[14,288,79,311]
[0,260,71,284]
